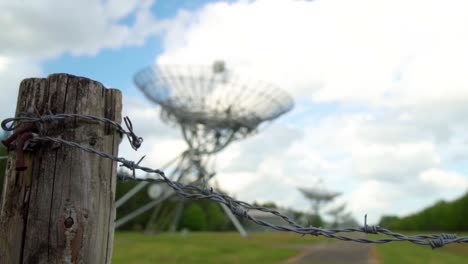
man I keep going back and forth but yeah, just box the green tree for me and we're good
[379,215,400,228]
[202,201,231,231]
[180,202,207,231]
[379,192,468,231]
[115,170,154,230]
[310,214,324,227]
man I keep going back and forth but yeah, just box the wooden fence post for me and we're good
[0,74,122,263]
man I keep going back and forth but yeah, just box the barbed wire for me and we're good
[2,114,468,249]
[1,112,143,150]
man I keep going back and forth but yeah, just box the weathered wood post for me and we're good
[0,74,122,263]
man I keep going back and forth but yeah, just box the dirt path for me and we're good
[286,241,380,264]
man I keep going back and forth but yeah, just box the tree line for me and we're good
[379,191,468,231]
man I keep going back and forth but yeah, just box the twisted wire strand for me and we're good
[1,113,143,150]
[25,134,468,249]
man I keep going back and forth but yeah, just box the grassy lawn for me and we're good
[374,232,468,264]
[112,231,325,264]
[113,231,468,264]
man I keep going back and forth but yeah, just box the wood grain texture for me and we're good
[0,74,122,264]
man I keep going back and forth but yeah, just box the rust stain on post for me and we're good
[62,207,84,263]
[0,74,122,264]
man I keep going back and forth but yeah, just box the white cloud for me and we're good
[0,56,9,72]
[351,142,440,182]
[0,0,161,58]
[0,57,42,121]
[122,96,179,140]
[214,171,257,194]
[347,180,402,213]
[217,123,303,172]
[420,168,468,190]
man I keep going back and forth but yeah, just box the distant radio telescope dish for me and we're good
[298,187,341,202]
[134,61,294,154]
[147,184,164,199]
[121,61,295,236]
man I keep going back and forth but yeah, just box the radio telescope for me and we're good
[135,60,293,154]
[298,186,340,226]
[115,61,294,235]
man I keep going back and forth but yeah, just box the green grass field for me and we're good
[374,232,468,264]
[112,232,468,264]
[112,232,325,264]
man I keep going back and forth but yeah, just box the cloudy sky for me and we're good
[1,0,468,224]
